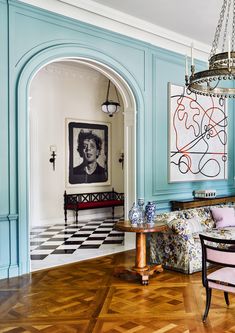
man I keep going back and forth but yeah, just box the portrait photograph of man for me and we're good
[68,121,110,185]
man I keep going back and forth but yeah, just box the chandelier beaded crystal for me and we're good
[186,0,235,97]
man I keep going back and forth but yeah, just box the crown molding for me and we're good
[17,0,210,61]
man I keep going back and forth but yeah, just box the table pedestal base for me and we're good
[114,222,167,285]
[114,264,163,285]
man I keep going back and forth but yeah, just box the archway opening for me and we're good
[27,57,136,271]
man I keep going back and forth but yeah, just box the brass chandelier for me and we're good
[186,0,235,97]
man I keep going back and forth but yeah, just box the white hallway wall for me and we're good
[29,61,124,226]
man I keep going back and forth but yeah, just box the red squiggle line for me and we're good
[173,94,226,153]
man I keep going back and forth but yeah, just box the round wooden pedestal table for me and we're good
[114,220,168,285]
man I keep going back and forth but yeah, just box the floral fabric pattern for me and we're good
[150,204,235,274]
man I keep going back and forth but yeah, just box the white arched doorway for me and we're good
[28,57,136,271]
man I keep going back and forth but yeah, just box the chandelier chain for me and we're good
[222,0,231,52]
[210,0,228,58]
[186,0,235,97]
[232,0,235,50]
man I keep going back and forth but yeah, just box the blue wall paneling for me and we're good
[0,0,234,278]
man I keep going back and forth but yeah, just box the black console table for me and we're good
[171,195,235,211]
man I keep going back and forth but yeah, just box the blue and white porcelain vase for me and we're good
[145,201,157,224]
[128,203,141,225]
[137,198,145,224]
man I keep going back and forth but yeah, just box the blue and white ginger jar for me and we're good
[145,201,157,224]
[128,203,140,225]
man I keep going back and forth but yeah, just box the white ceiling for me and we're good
[90,0,223,46]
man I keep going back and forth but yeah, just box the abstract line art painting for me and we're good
[169,83,228,182]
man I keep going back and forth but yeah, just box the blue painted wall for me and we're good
[0,0,234,278]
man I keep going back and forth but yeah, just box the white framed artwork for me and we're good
[168,83,228,182]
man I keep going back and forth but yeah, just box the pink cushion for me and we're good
[210,207,235,228]
[208,267,235,291]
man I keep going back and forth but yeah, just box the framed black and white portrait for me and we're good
[67,119,111,186]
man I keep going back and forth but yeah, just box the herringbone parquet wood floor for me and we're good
[0,250,235,333]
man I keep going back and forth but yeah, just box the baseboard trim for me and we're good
[0,264,20,280]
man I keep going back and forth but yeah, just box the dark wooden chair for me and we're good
[199,234,235,322]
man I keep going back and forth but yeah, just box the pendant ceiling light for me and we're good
[186,0,235,97]
[101,80,120,117]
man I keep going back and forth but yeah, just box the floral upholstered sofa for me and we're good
[149,204,235,274]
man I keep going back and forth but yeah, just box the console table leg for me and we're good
[64,208,67,224]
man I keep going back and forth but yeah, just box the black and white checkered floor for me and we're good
[30,217,125,262]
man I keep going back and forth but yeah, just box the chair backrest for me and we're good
[199,234,235,286]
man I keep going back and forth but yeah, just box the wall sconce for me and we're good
[119,152,124,169]
[49,145,57,171]
[101,79,120,117]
